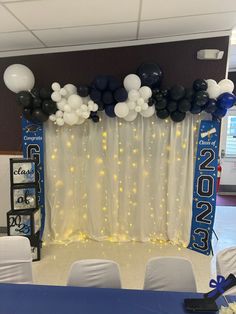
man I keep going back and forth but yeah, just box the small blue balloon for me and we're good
[104,104,116,117]
[212,107,227,118]
[108,76,121,91]
[217,92,236,109]
[205,99,217,113]
[114,87,128,102]
[94,75,108,91]
[90,89,102,102]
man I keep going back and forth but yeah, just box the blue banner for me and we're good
[188,120,220,255]
[22,117,45,238]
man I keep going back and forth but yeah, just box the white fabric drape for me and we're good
[44,113,201,245]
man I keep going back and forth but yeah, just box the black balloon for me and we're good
[152,88,160,96]
[153,92,163,102]
[205,99,217,113]
[104,104,116,117]
[40,87,52,100]
[167,101,177,112]
[108,76,121,91]
[193,79,208,92]
[97,101,105,111]
[170,111,186,122]
[90,89,102,102]
[156,109,169,119]
[184,88,195,101]
[33,97,42,108]
[32,108,49,122]
[155,99,167,110]
[170,85,185,101]
[91,115,100,123]
[102,91,114,105]
[193,91,209,107]
[31,87,40,98]
[148,97,156,107]
[94,75,108,91]
[137,63,163,87]
[161,89,169,97]
[114,87,128,102]
[22,107,33,121]
[190,105,202,114]
[17,91,32,107]
[78,85,89,97]
[42,100,57,114]
[178,99,191,113]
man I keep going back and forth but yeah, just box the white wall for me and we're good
[0,154,22,227]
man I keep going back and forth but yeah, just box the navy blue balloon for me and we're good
[108,76,121,91]
[94,75,108,91]
[105,104,116,117]
[190,105,202,114]
[114,87,128,102]
[90,89,102,102]
[137,63,163,87]
[217,92,236,109]
[205,99,217,113]
[102,91,114,105]
[212,107,227,118]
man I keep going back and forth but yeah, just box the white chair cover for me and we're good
[67,259,121,288]
[0,236,33,284]
[216,247,236,295]
[143,257,197,292]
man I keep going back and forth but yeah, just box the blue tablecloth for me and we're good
[0,283,235,314]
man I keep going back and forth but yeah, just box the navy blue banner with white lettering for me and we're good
[22,117,45,238]
[188,120,220,255]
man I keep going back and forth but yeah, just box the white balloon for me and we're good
[127,101,136,110]
[88,103,94,111]
[51,82,61,91]
[139,86,152,100]
[81,104,88,112]
[92,103,98,112]
[49,114,56,122]
[206,79,217,88]
[82,111,90,119]
[51,91,62,102]
[55,110,64,118]
[123,110,138,122]
[76,109,82,116]
[88,100,94,106]
[63,112,78,126]
[57,98,66,111]
[135,106,142,112]
[68,94,82,109]
[218,79,234,93]
[60,88,67,96]
[64,84,77,96]
[114,102,129,118]
[141,103,148,110]
[3,64,35,93]
[124,74,141,92]
[128,90,140,101]
[140,105,155,117]
[64,104,72,113]
[56,117,64,126]
[207,84,221,99]
[137,98,145,106]
[75,116,85,125]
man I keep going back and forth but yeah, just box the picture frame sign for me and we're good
[10,158,37,185]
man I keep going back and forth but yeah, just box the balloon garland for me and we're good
[3,63,236,125]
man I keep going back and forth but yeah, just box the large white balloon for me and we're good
[63,112,78,126]
[139,86,152,100]
[140,105,155,118]
[76,116,85,125]
[123,74,141,92]
[207,84,221,99]
[206,79,217,88]
[3,64,35,93]
[68,94,82,109]
[128,89,140,101]
[114,102,129,118]
[218,79,234,93]
[64,84,77,96]
[124,110,138,122]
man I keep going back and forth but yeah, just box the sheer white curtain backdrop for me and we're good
[44,112,201,245]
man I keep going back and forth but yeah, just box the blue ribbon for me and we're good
[208,275,227,297]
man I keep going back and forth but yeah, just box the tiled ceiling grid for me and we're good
[1,0,236,68]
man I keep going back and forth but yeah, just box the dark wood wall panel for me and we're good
[0,36,229,151]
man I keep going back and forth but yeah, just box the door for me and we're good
[219,107,236,194]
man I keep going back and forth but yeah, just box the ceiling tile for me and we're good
[139,12,236,39]
[34,22,137,47]
[0,4,26,32]
[0,31,44,51]
[141,0,236,20]
[6,0,140,30]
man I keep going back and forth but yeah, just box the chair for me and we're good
[216,247,236,294]
[0,236,33,284]
[67,259,121,288]
[143,257,197,292]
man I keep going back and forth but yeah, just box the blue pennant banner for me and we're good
[188,120,220,255]
[22,117,45,238]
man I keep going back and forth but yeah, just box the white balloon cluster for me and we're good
[49,82,98,126]
[206,79,234,99]
[114,74,154,121]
